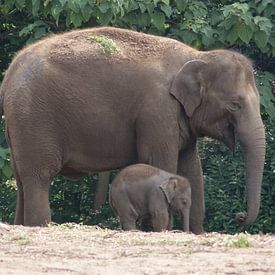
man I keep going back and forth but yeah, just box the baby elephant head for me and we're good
[160,176,191,232]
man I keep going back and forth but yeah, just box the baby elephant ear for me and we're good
[159,177,178,204]
[169,59,207,117]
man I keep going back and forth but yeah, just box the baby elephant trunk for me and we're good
[182,208,190,232]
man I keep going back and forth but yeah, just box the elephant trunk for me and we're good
[236,115,265,226]
[182,208,190,232]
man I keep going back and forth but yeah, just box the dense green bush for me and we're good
[0,0,274,233]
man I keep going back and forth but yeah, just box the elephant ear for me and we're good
[169,59,208,117]
[159,177,178,204]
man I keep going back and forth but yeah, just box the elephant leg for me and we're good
[10,153,24,225]
[14,180,24,225]
[23,178,51,226]
[168,213,174,230]
[119,215,137,231]
[178,143,204,234]
[15,152,61,226]
[140,216,153,232]
[151,211,169,232]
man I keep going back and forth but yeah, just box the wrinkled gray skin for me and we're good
[0,27,265,233]
[109,164,191,232]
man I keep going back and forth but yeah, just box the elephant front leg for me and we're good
[178,143,205,234]
[151,211,170,232]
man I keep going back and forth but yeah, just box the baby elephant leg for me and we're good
[140,216,153,232]
[151,211,170,232]
[119,215,137,231]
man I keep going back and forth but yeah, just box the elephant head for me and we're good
[160,177,191,232]
[170,50,265,226]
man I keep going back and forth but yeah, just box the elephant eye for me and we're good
[230,102,241,112]
[181,198,187,205]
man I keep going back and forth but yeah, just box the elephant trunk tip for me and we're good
[235,211,257,226]
[235,212,247,226]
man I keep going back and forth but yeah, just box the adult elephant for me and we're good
[0,27,265,233]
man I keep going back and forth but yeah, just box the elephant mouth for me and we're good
[221,123,236,152]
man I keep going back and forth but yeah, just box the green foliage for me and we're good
[0,0,274,233]
[86,34,119,54]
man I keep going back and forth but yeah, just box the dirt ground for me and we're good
[0,223,274,275]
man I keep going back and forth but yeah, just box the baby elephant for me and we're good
[109,164,191,232]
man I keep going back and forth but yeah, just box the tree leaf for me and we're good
[0,159,5,168]
[254,30,269,49]
[2,163,12,178]
[70,12,82,27]
[32,0,40,16]
[98,2,109,13]
[15,0,25,10]
[175,0,188,12]
[59,0,67,7]
[97,10,113,25]
[238,24,253,44]
[151,10,165,31]
[160,3,172,17]
[180,30,197,45]
[0,147,9,159]
[68,0,79,13]
[226,27,239,44]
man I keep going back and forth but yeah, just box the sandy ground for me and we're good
[0,223,274,275]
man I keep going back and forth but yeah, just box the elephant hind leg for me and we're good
[139,216,153,232]
[13,154,62,226]
[10,152,24,225]
[118,212,138,231]
[119,216,137,230]
[14,180,24,225]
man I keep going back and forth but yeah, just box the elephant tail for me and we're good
[0,82,5,118]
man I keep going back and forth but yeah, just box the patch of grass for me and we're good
[223,233,253,248]
[131,237,191,247]
[49,222,110,234]
[11,234,29,246]
[86,34,119,54]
